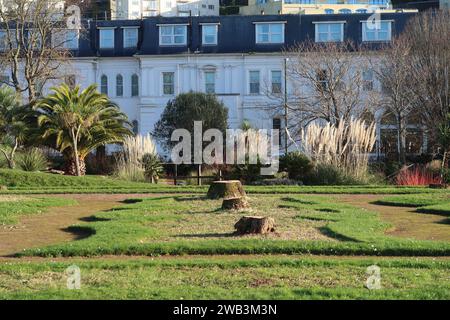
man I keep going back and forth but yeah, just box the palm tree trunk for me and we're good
[64,156,86,176]
[71,130,81,176]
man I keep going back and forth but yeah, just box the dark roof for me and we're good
[74,13,417,58]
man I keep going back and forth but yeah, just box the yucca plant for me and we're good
[16,148,48,172]
[0,86,31,169]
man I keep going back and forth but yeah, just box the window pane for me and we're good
[174,35,184,44]
[205,71,215,93]
[271,33,282,43]
[116,75,123,97]
[260,34,269,42]
[249,71,260,94]
[270,24,282,33]
[204,35,215,44]
[174,26,185,35]
[260,24,269,33]
[203,25,215,35]
[271,70,282,93]
[250,71,259,82]
[161,27,171,35]
[318,33,328,42]
[163,72,174,95]
[100,75,108,94]
[378,31,388,40]
[161,36,171,44]
[366,31,375,40]
[131,74,139,96]
[330,32,341,41]
[330,24,341,33]
[318,24,328,32]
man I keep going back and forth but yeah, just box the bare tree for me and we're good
[0,0,79,103]
[282,41,376,137]
[372,38,417,164]
[402,10,450,150]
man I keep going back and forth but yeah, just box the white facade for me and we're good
[58,52,397,156]
[111,0,219,19]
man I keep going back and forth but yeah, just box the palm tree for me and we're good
[0,86,30,169]
[35,84,132,176]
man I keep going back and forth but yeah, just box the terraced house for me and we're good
[0,12,426,156]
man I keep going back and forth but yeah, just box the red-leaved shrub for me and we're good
[395,167,442,186]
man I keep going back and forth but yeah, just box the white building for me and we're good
[0,13,426,156]
[111,0,219,19]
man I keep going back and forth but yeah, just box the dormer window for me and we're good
[123,27,138,48]
[314,21,345,43]
[362,20,392,42]
[255,22,285,44]
[52,29,79,50]
[201,24,218,46]
[159,24,187,46]
[99,28,115,49]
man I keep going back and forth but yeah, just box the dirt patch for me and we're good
[337,194,450,242]
[0,194,165,257]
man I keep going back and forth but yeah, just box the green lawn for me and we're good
[19,194,450,257]
[0,196,76,225]
[375,193,450,217]
[1,170,449,300]
[374,194,450,208]
[0,256,448,299]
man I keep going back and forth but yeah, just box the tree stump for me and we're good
[207,180,246,199]
[234,216,275,235]
[222,197,249,210]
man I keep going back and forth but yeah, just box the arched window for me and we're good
[100,75,108,95]
[131,74,139,97]
[132,120,139,135]
[116,74,123,97]
[356,9,368,13]
[381,111,397,125]
[324,9,334,14]
[339,9,352,14]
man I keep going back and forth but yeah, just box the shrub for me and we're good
[304,163,361,185]
[250,178,302,186]
[16,148,48,172]
[443,168,450,184]
[231,160,262,184]
[279,152,313,180]
[142,153,163,183]
[395,167,442,186]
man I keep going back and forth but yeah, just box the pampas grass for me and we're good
[301,118,377,181]
[114,135,157,182]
